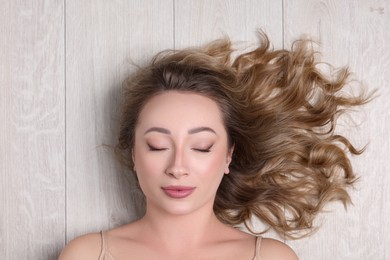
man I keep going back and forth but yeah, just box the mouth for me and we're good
[161,186,196,199]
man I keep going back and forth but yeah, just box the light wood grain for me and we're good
[284,1,390,259]
[0,0,65,259]
[1,0,389,259]
[65,0,174,241]
[174,0,283,49]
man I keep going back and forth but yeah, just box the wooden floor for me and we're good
[1,1,389,259]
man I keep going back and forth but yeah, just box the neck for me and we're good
[138,202,225,252]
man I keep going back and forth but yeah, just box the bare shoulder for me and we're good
[58,232,102,260]
[260,238,298,260]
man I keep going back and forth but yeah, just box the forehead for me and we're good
[137,91,225,130]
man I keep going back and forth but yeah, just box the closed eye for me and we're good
[147,144,167,151]
[192,145,213,153]
[193,148,211,153]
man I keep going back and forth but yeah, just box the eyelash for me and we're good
[193,145,213,153]
[192,147,211,153]
[147,144,167,151]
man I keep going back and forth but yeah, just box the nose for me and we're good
[165,147,189,179]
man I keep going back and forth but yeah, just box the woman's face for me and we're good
[133,91,233,216]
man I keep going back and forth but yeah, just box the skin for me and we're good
[59,91,298,260]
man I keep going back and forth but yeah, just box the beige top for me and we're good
[98,231,262,260]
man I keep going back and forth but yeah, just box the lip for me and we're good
[161,186,196,199]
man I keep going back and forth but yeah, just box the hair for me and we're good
[115,32,369,239]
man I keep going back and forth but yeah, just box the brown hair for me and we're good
[116,32,369,239]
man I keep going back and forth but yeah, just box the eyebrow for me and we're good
[144,126,216,135]
[188,127,216,135]
[144,127,171,135]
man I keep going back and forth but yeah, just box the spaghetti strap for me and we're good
[98,231,116,260]
[253,236,263,260]
[98,231,106,260]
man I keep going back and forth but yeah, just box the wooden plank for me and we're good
[174,0,283,240]
[65,0,174,241]
[284,1,390,259]
[0,0,65,259]
[175,0,283,48]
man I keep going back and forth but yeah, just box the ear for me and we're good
[224,144,235,174]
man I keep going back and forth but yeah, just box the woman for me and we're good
[60,32,367,259]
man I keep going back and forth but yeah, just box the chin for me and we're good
[152,200,209,216]
[162,204,199,216]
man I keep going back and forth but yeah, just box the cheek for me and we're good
[191,153,227,179]
[134,148,165,176]
[133,150,165,195]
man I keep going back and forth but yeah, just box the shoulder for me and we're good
[259,238,298,260]
[58,232,102,260]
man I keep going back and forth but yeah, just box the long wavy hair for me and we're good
[115,32,369,239]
